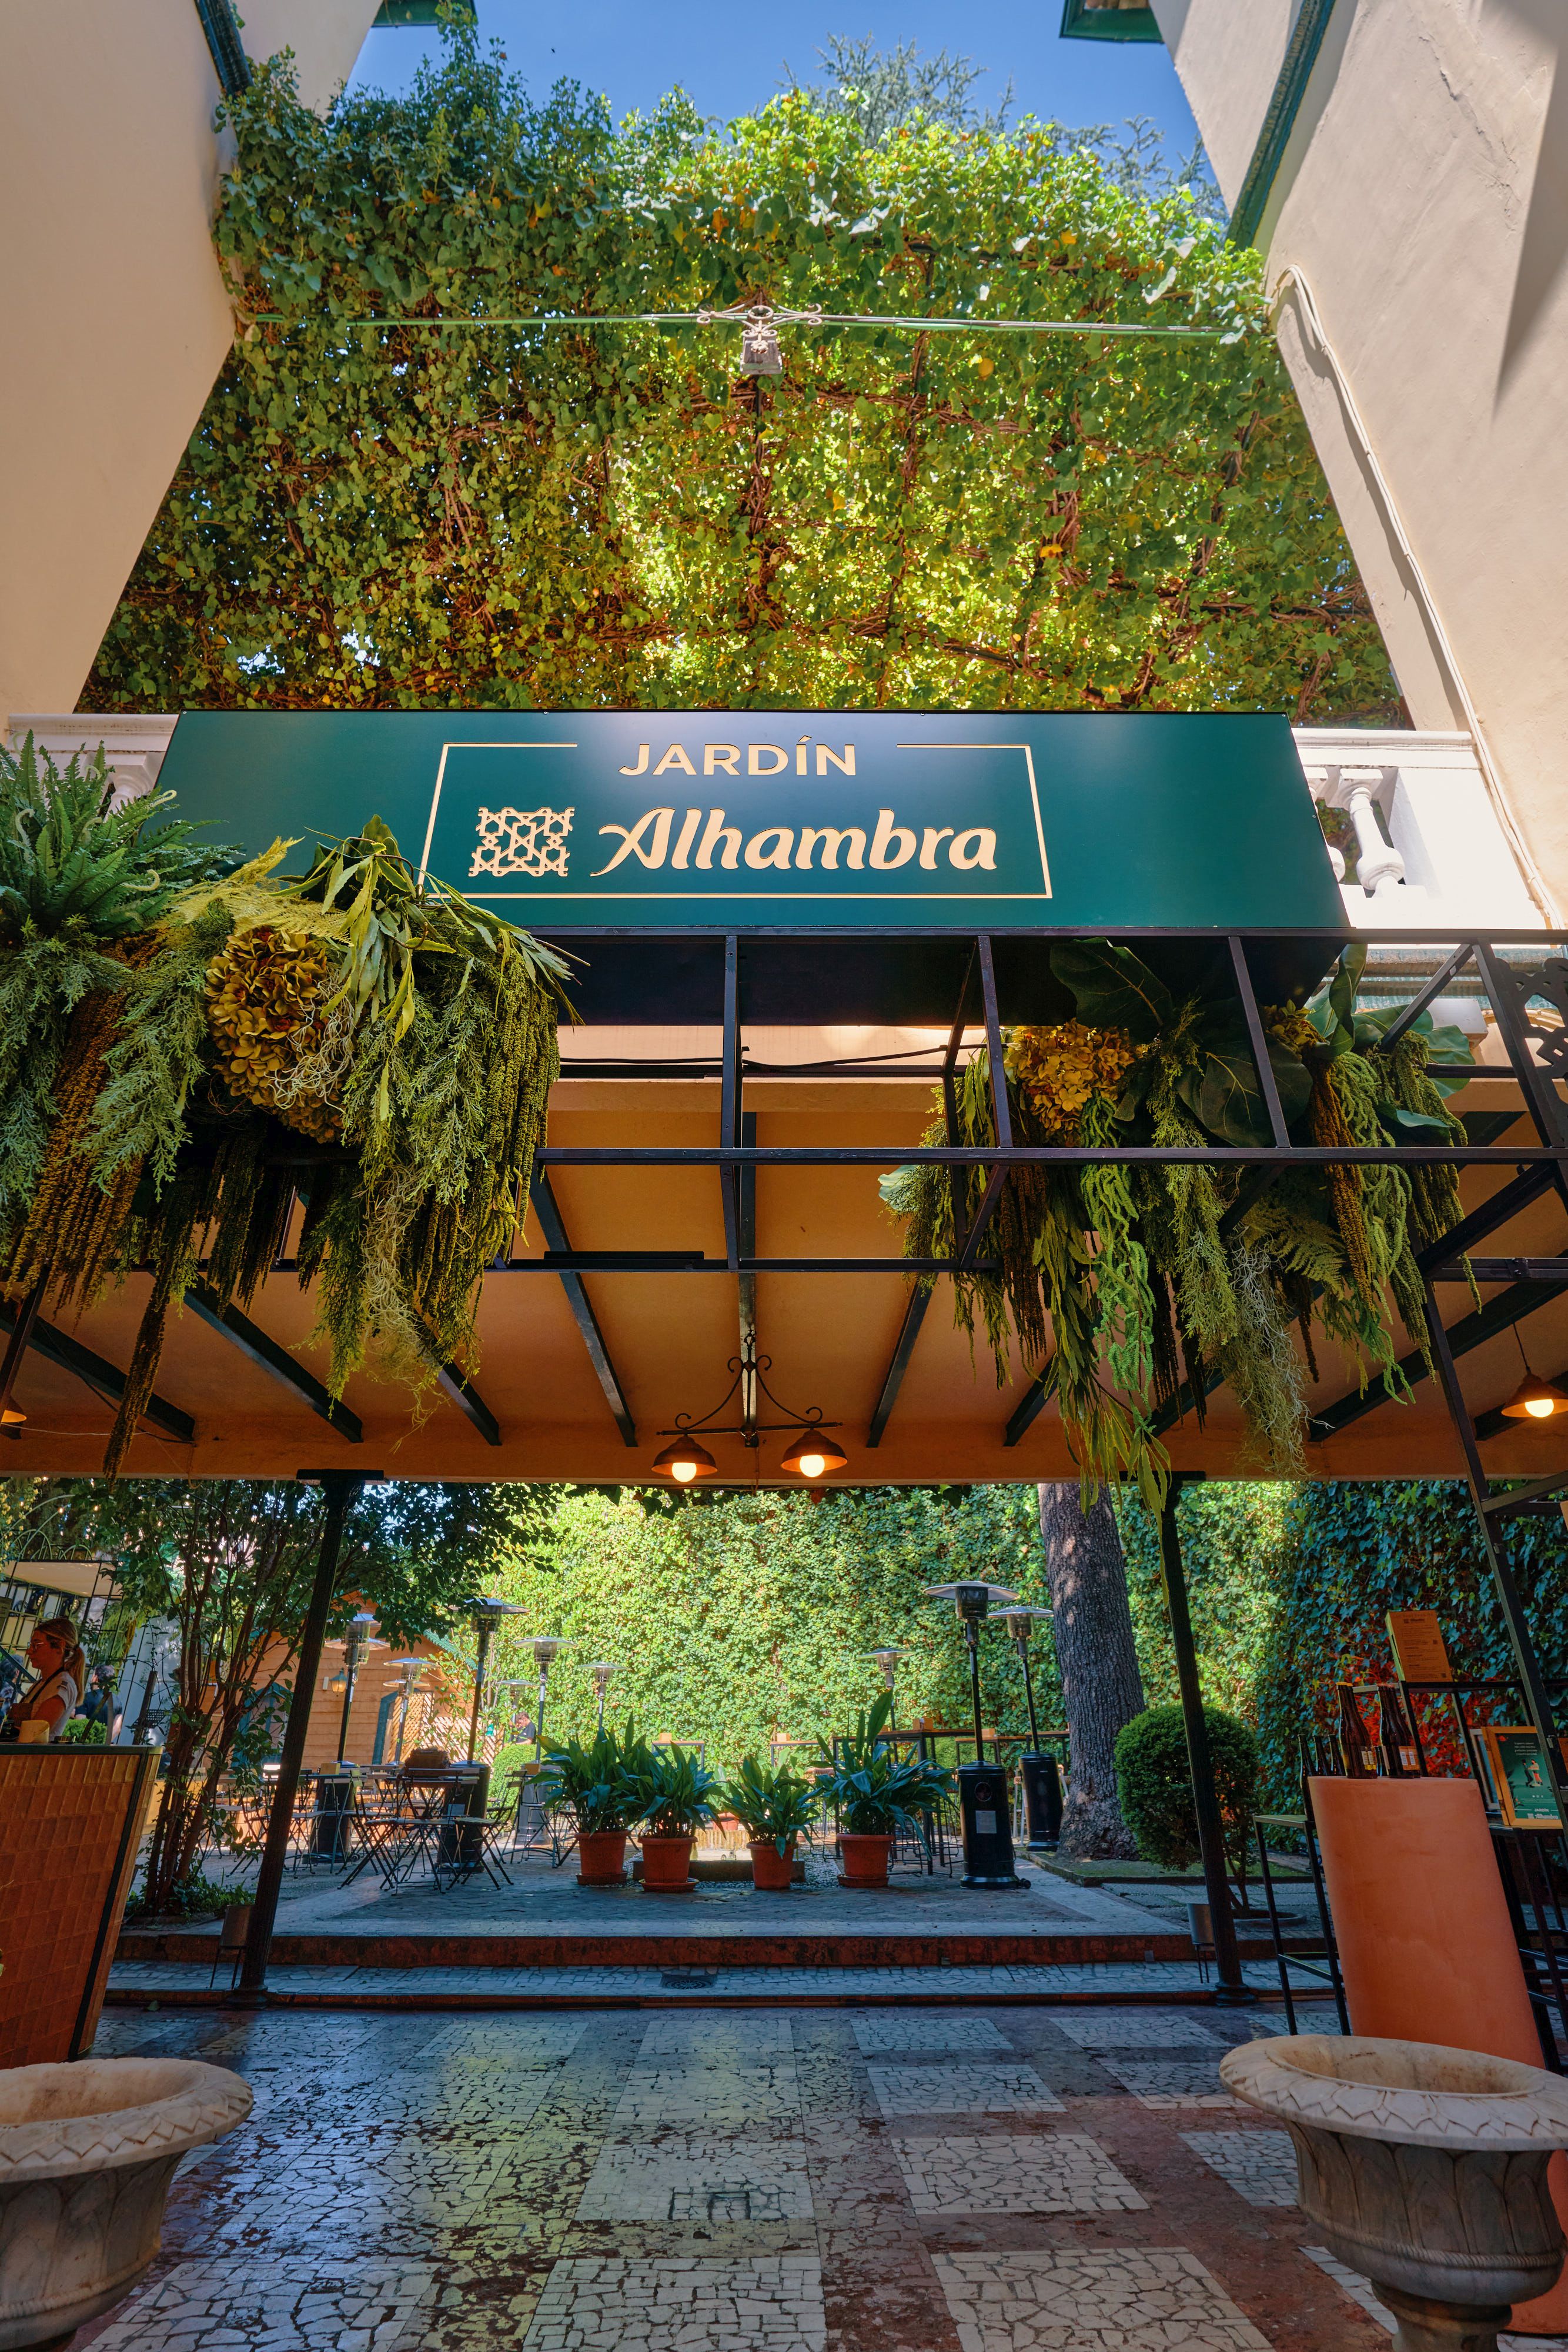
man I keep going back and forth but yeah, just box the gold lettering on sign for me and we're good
[704,744,740,776]
[593,807,674,874]
[653,743,697,776]
[620,744,651,776]
[920,827,954,870]
[670,808,702,868]
[950,828,997,870]
[696,809,741,869]
[748,744,789,775]
[744,826,794,870]
[817,745,854,775]
[796,826,866,870]
[869,809,917,870]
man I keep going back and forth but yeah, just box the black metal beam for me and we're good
[1376,944,1473,1049]
[535,1143,1568,1168]
[0,1298,194,1442]
[187,1285,362,1443]
[1002,1371,1049,1449]
[721,933,741,1273]
[1422,1275,1568,1790]
[1158,1476,1251,2001]
[867,1287,934,1448]
[432,1358,502,1447]
[1228,936,1290,1146]
[865,941,978,1449]
[738,1110,758,1436]
[1309,1278,1562,1441]
[1416,1165,1559,1269]
[1430,1258,1568,1285]
[528,1171,637,1447]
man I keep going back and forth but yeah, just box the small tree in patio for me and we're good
[17,1475,549,1915]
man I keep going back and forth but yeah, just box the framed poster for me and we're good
[1478,1727,1564,1828]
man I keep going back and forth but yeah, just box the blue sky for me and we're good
[349,4,1202,158]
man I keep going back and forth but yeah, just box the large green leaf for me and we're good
[1175,1024,1311,1145]
[1051,942,1176,1043]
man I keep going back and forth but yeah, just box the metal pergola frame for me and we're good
[218,915,1568,1999]
[502,921,1568,1782]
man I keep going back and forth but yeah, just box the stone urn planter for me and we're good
[750,1839,797,1893]
[839,1832,892,1888]
[1221,2034,1568,2352]
[576,1829,627,1886]
[0,2056,252,2350]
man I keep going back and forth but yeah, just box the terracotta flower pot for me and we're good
[840,1831,893,1888]
[0,2057,252,2350]
[576,1828,627,1886]
[750,1839,797,1892]
[639,1833,695,1891]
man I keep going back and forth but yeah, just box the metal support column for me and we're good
[233,1466,381,2002]
[1422,1277,1568,1791]
[1157,1478,1253,2003]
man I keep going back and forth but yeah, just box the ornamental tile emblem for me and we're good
[470,804,573,880]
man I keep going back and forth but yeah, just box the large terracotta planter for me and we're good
[576,1828,627,1886]
[1222,2034,1568,2352]
[750,1839,797,1892]
[839,1832,892,1888]
[639,1833,696,1892]
[0,2057,252,2350]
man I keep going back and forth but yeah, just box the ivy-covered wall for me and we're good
[87,28,1396,723]
[482,1484,1047,1774]
[467,1478,1568,1808]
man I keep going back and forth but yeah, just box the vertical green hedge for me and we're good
[484,1485,1052,1772]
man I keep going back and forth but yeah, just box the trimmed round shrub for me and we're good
[1114,1702,1259,1882]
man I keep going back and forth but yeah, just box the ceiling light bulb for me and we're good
[1526,1396,1557,1419]
[794,1451,827,1480]
[653,1435,718,1482]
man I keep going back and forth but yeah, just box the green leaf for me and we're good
[1051,941,1176,1042]
[1176,1024,1310,1146]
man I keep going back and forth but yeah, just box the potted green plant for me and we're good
[535,1722,648,1886]
[637,1743,723,1891]
[815,1692,955,1888]
[720,1755,821,1890]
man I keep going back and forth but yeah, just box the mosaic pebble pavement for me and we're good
[75,1996,1568,2352]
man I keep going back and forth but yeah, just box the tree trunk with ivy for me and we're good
[1038,1482,1145,1859]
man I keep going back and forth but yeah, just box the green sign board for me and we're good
[155,710,1342,931]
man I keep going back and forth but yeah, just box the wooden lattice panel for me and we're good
[0,1746,152,2066]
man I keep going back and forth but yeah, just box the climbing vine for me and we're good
[88,27,1395,721]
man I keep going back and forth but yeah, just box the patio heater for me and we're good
[924,1581,1027,1890]
[463,1598,526,1764]
[863,1646,911,1722]
[587,1660,620,1731]
[325,1612,387,1765]
[528,1634,576,1759]
[383,1656,428,1762]
[999,1607,1063,1852]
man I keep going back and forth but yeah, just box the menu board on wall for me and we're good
[1386,1609,1454,1683]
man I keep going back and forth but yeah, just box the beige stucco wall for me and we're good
[0,1,380,724]
[1153,0,1568,920]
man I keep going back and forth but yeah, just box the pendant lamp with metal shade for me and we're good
[1501,1328,1568,1421]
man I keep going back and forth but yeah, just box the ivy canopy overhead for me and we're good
[89,29,1396,722]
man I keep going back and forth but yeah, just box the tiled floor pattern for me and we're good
[78,1995,1398,2352]
[1181,2130,1299,2206]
